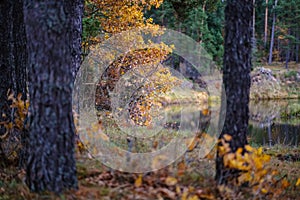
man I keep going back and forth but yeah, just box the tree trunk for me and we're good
[24,1,78,193]
[285,28,291,69]
[0,1,12,136]
[253,0,256,40]
[0,1,27,165]
[11,0,28,99]
[296,28,299,63]
[268,0,278,64]
[264,0,268,48]
[215,0,253,184]
[71,0,84,81]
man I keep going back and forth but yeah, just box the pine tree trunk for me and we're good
[264,0,269,48]
[215,0,253,184]
[24,1,78,193]
[268,0,278,64]
[285,28,291,69]
[0,1,12,136]
[12,0,28,168]
[0,0,27,160]
[296,29,299,63]
[71,0,84,81]
[11,0,28,99]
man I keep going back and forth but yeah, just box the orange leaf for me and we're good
[134,174,143,187]
[223,134,232,141]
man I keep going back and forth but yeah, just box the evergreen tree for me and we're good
[216,0,253,184]
[23,0,81,193]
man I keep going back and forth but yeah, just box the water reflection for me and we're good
[249,99,300,146]
[163,99,300,147]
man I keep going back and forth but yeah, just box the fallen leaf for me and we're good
[296,178,300,187]
[165,176,178,186]
[223,134,232,141]
[188,195,199,200]
[156,188,176,199]
[135,174,143,187]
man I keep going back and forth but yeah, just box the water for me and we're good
[248,99,300,146]
[162,99,300,147]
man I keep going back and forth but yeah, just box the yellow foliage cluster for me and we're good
[87,0,180,126]
[0,92,29,140]
[90,0,163,34]
[218,134,296,198]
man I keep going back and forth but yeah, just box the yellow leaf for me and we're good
[238,172,252,184]
[176,185,181,194]
[257,147,263,155]
[261,188,268,194]
[236,147,243,155]
[165,176,178,186]
[245,145,253,152]
[181,189,188,200]
[187,195,199,200]
[134,174,143,187]
[295,178,300,186]
[223,134,232,141]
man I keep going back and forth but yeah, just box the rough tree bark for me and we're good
[0,1,12,136]
[71,0,84,81]
[0,0,27,164]
[0,0,27,134]
[23,1,80,193]
[215,0,253,184]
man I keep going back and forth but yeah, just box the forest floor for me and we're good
[0,62,299,199]
[1,144,299,200]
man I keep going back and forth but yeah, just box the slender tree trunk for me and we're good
[253,0,256,40]
[216,0,253,184]
[264,0,268,48]
[24,1,78,193]
[296,28,299,63]
[268,0,278,64]
[285,28,291,69]
[252,0,256,67]
[71,0,84,81]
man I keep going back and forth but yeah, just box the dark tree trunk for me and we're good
[0,1,27,164]
[11,0,28,99]
[24,1,78,193]
[71,0,84,81]
[216,0,253,184]
[0,1,12,136]
[296,28,299,63]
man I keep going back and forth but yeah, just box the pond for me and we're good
[160,99,300,147]
[248,99,300,147]
[78,99,300,163]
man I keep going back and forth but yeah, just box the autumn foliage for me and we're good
[84,0,179,126]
